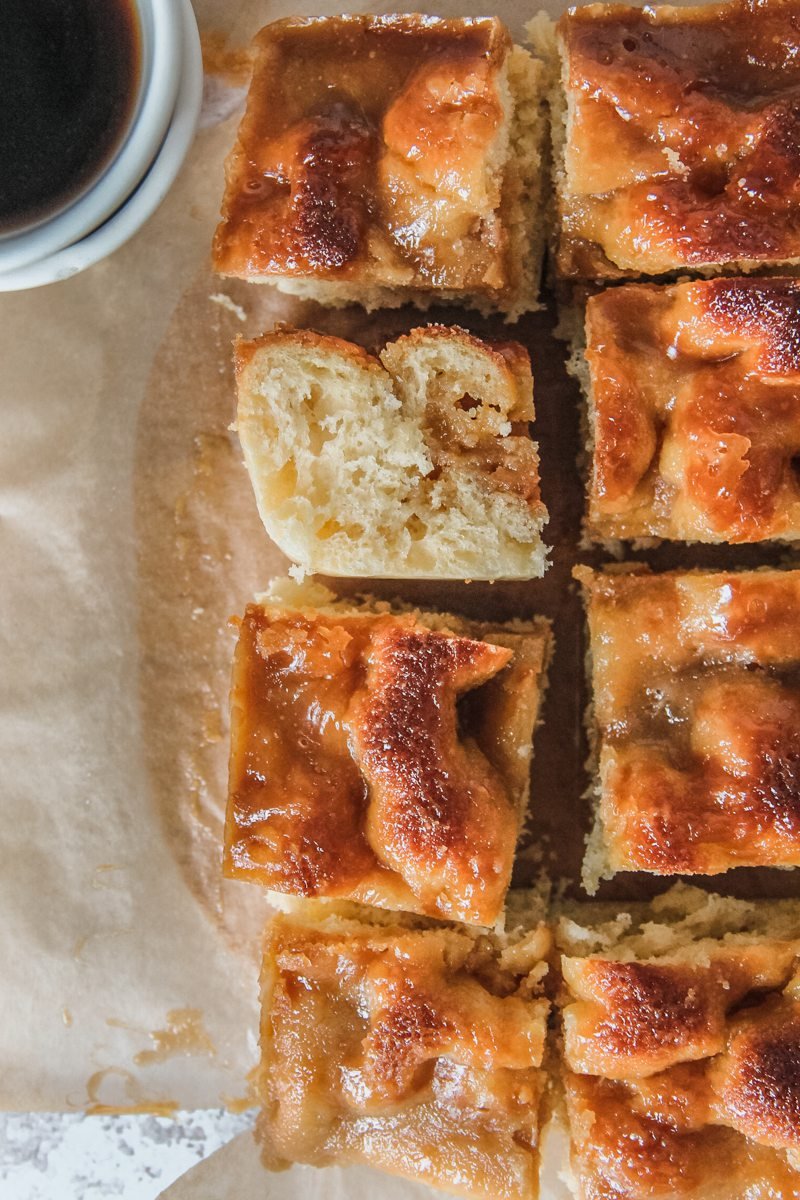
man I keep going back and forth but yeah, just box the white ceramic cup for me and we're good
[0,0,201,290]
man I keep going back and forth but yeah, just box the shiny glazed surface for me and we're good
[580,567,800,874]
[213,15,514,294]
[585,278,800,542]
[226,602,547,925]
[562,940,800,1199]
[557,0,800,278]
[259,913,550,1200]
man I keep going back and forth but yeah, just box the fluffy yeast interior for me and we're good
[237,335,548,579]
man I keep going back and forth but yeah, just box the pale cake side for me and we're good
[235,325,550,581]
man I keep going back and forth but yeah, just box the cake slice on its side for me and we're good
[226,578,551,928]
[212,15,549,320]
[555,884,800,1200]
[258,900,552,1200]
[235,326,549,580]
[576,565,800,891]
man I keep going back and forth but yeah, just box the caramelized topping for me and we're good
[713,996,800,1150]
[226,603,544,925]
[558,0,800,277]
[580,568,800,873]
[563,944,799,1079]
[260,916,549,1197]
[586,279,800,543]
[562,942,800,1198]
[278,108,376,271]
[213,16,514,293]
[353,624,516,921]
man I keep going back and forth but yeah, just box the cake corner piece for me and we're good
[553,0,800,281]
[212,14,550,318]
[257,902,553,1199]
[555,884,800,1200]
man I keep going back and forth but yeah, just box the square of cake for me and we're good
[577,566,800,887]
[578,277,800,543]
[554,0,800,280]
[212,15,548,319]
[556,884,800,1200]
[258,904,552,1200]
[235,325,549,580]
[226,580,551,927]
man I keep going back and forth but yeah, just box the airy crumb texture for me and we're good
[555,884,800,1200]
[235,325,550,580]
[258,905,552,1200]
[576,566,800,890]
[212,15,549,319]
[580,277,800,544]
[554,0,800,281]
[225,578,551,928]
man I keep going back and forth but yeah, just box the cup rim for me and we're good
[0,0,184,275]
[0,0,202,292]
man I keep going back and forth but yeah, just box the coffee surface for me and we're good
[0,0,140,236]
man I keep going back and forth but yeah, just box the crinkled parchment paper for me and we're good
[2,0,795,1192]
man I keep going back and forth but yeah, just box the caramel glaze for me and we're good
[580,567,800,873]
[226,605,544,926]
[558,0,800,278]
[562,944,800,1199]
[586,278,800,543]
[260,915,549,1198]
[212,16,513,294]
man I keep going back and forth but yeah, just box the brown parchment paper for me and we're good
[2,0,797,1179]
[0,0,273,1112]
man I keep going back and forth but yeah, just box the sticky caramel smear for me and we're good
[133,1007,216,1066]
[221,1063,261,1114]
[85,1067,178,1117]
[201,31,254,87]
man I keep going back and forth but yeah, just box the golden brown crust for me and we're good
[585,278,800,543]
[556,0,800,279]
[579,567,800,875]
[225,600,549,925]
[213,15,524,302]
[714,996,800,1150]
[561,937,800,1199]
[259,913,550,1199]
[234,325,383,376]
[353,624,518,915]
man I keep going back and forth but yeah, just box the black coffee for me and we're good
[0,0,141,236]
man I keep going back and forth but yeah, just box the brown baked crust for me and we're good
[234,324,383,376]
[561,940,800,1199]
[556,0,800,279]
[213,15,522,301]
[579,566,800,874]
[258,911,550,1199]
[225,599,549,925]
[585,278,800,543]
